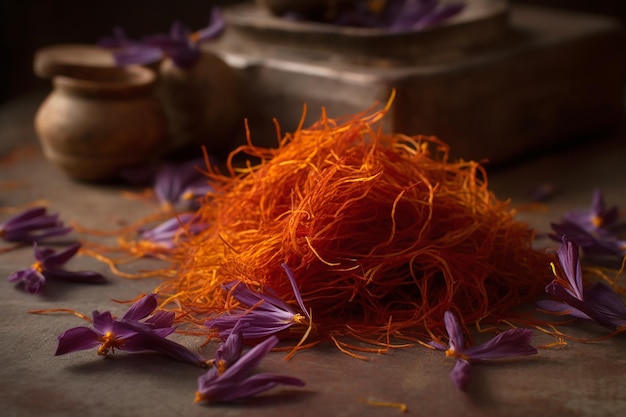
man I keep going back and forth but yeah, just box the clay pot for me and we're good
[157,50,243,156]
[35,65,168,182]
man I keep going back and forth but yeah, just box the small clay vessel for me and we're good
[35,65,168,181]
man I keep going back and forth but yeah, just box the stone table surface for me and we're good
[1,93,626,417]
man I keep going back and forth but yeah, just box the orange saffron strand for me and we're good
[114,99,557,348]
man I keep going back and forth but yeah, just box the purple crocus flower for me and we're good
[101,8,225,69]
[430,310,537,391]
[55,293,207,366]
[550,189,625,258]
[195,329,305,403]
[139,213,207,250]
[205,263,310,339]
[384,0,466,32]
[537,237,626,330]
[288,0,465,32]
[7,243,105,294]
[153,158,213,210]
[0,206,72,243]
[563,189,620,231]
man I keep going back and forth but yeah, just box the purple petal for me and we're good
[590,189,619,227]
[204,373,305,403]
[196,335,303,402]
[42,268,106,284]
[112,45,163,66]
[217,336,278,381]
[464,328,537,361]
[443,310,464,353]
[428,340,448,351]
[413,3,465,30]
[92,311,115,335]
[8,268,46,294]
[536,299,591,320]
[449,359,472,391]
[194,8,226,42]
[281,263,310,319]
[154,159,206,205]
[550,223,624,257]
[41,243,81,268]
[584,282,626,328]
[144,310,176,331]
[0,207,72,242]
[139,213,202,248]
[1,206,48,225]
[387,0,438,31]
[546,282,617,329]
[122,293,158,322]
[556,237,584,300]
[55,327,101,355]
[215,322,245,367]
[33,243,55,261]
[116,321,206,366]
[224,281,297,318]
[168,21,191,40]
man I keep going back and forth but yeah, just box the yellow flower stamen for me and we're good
[293,313,307,325]
[216,359,227,376]
[97,331,122,356]
[591,215,603,228]
[194,391,204,403]
[32,260,44,272]
[445,348,470,361]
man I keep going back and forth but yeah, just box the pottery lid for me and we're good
[34,44,120,79]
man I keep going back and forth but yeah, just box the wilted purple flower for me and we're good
[286,0,465,32]
[564,189,619,231]
[100,8,225,68]
[195,330,305,403]
[7,243,105,294]
[205,263,310,339]
[384,0,466,32]
[0,206,72,243]
[537,237,626,330]
[55,293,207,366]
[430,310,537,391]
[153,158,213,210]
[550,189,625,258]
[139,213,207,250]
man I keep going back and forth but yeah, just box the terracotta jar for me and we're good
[157,50,244,157]
[35,65,168,182]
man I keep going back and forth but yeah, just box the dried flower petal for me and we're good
[195,334,305,403]
[550,189,626,258]
[0,206,72,243]
[431,310,537,390]
[100,8,224,68]
[7,243,105,294]
[55,293,206,366]
[205,264,309,339]
[538,236,626,330]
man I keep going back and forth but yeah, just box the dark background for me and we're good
[1,0,624,105]
[0,0,246,104]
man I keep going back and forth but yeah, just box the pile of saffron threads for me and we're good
[152,100,555,349]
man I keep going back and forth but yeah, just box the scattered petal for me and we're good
[7,243,105,294]
[431,310,537,391]
[0,206,72,243]
[195,334,304,403]
[55,293,207,366]
[205,265,309,339]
